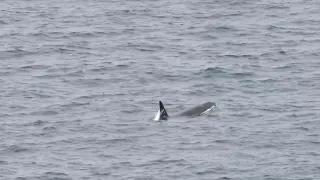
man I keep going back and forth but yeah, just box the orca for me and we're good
[154,101,216,121]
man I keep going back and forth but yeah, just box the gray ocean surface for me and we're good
[1,0,320,179]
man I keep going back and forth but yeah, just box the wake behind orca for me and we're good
[154,101,216,121]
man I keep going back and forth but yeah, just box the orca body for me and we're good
[154,101,216,121]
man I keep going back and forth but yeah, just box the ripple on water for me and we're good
[194,67,255,80]
[92,172,111,177]
[19,64,51,70]
[0,49,34,59]
[135,158,187,168]
[43,126,56,131]
[195,67,227,77]
[27,120,48,126]
[3,145,30,153]
[0,160,8,165]
[41,172,72,180]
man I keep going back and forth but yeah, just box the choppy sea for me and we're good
[1,0,319,179]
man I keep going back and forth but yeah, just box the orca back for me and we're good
[178,102,216,117]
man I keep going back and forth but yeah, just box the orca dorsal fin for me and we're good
[159,101,169,120]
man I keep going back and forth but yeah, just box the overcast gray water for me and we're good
[1,0,320,179]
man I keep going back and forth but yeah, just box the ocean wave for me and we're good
[92,172,111,177]
[43,126,56,131]
[3,145,30,153]
[135,158,187,167]
[194,67,255,79]
[30,110,59,116]
[42,172,71,180]
[0,49,34,59]
[195,67,227,76]
[219,54,255,58]
[28,120,48,126]
[19,64,51,70]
